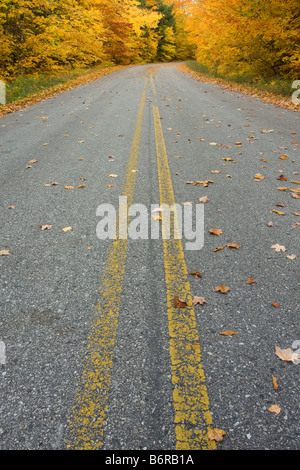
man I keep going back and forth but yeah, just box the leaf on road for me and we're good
[192,296,207,306]
[267,221,274,227]
[208,428,226,442]
[174,296,187,308]
[152,214,162,221]
[65,185,74,189]
[271,210,285,215]
[246,275,257,284]
[77,184,86,188]
[40,224,53,230]
[0,250,10,256]
[215,284,231,293]
[108,174,118,178]
[189,271,202,278]
[62,226,73,232]
[272,375,279,390]
[209,229,223,236]
[199,196,210,203]
[271,302,279,307]
[275,345,295,362]
[271,244,286,252]
[214,246,225,252]
[287,254,296,260]
[254,173,264,180]
[219,330,237,336]
[106,184,115,187]
[268,405,281,415]
[227,243,239,249]
[28,159,38,164]
[8,205,15,209]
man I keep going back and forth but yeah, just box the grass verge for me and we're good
[0,64,127,117]
[180,61,299,111]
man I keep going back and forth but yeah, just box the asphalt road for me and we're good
[0,63,299,452]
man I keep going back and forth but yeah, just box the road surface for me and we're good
[0,63,299,452]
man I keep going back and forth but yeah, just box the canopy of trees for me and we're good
[186,0,300,79]
[0,0,193,79]
[0,0,298,81]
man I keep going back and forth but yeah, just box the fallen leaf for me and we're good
[215,285,231,294]
[227,243,239,249]
[8,205,15,209]
[211,170,221,174]
[62,226,73,232]
[271,244,286,252]
[287,254,296,260]
[254,173,264,180]
[152,214,162,221]
[28,159,38,164]
[272,302,279,308]
[40,224,53,230]
[246,275,257,284]
[77,184,86,188]
[189,271,202,278]
[291,193,300,198]
[106,184,115,187]
[0,249,10,256]
[277,175,288,181]
[199,196,210,203]
[192,296,207,306]
[271,210,285,215]
[174,296,187,308]
[267,222,274,227]
[220,330,237,336]
[209,229,223,236]
[214,246,225,252]
[290,180,300,185]
[108,174,118,178]
[280,155,288,160]
[275,345,294,362]
[272,375,278,390]
[65,185,74,189]
[292,212,300,217]
[208,428,226,442]
[268,405,281,415]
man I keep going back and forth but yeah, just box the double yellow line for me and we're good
[67,72,215,450]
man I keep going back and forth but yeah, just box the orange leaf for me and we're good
[174,296,187,308]
[209,229,223,236]
[219,330,237,336]
[246,276,257,284]
[215,284,230,293]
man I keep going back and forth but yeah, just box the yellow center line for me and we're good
[66,77,148,450]
[151,73,216,450]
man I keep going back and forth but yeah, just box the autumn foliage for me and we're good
[0,0,193,80]
[185,0,300,80]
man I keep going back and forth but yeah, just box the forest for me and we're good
[0,0,299,82]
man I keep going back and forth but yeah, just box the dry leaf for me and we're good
[62,226,73,232]
[106,184,115,187]
[267,222,274,227]
[208,428,226,442]
[214,246,225,252]
[0,249,10,256]
[215,285,230,294]
[28,159,38,164]
[152,214,162,221]
[227,243,239,249]
[220,330,237,336]
[199,196,210,203]
[246,275,257,284]
[40,224,53,230]
[271,302,279,308]
[287,254,296,260]
[108,174,118,178]
[8,205,15,209]
[174,296,187,308]
[65,185,74,189]
[271,210,285,215]
[77,184,86,188]
[272,375,278,390]
[275,345,294,362]
[254,173,264,180]
[189,271,202,278]
[271,244,286,252]
[268,405,281,415]
[209,229,223,236]
[192,296,207,306]
[292,212,300,216]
